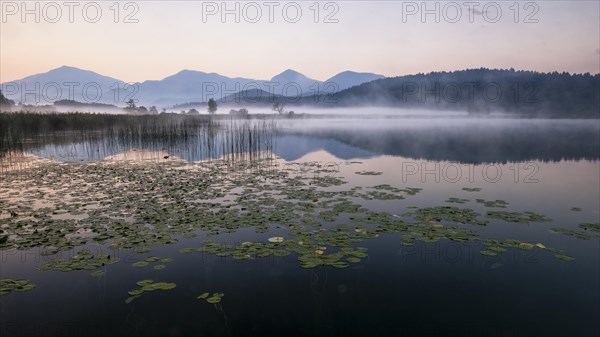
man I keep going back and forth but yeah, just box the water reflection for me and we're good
[1,116,599,337]
[276,118,600,163]
[0,119,277,168]
[1,117,598,165]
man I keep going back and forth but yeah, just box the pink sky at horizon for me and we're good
[1,1,599,83]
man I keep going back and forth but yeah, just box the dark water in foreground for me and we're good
[1,117,599,337]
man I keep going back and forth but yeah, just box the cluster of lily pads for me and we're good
[462,187,482,192]
[486,211,551,223]
[132,256,173,270]
[126,279,176,303]
[1,148,597,302]
[411,206,490,226]
[197,292,225,304]
[180,233,369,269]
[479,239,574,260]
[550,223,600,240]
[354,170,382,176]
[446,197,469,204]
[37,249,119,273]
[476,199,509,208]
[550,227,593,240]
[0,278,36,296]
[579,223,600,232]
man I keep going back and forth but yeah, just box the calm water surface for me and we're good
[1,117,598,337]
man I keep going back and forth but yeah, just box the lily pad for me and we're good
[90,270,106,277]
[0,279,36,296]
[462,187,481,192]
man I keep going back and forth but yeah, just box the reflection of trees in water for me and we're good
[2,114,598,165]
[0,116,277,164]
[280,123,600,164]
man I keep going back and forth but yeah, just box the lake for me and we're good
[1,115,599,337]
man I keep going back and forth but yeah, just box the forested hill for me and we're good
[303,69,599,117]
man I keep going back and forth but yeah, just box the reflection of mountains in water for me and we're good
[4,119,599,164]
[275,122,600,164]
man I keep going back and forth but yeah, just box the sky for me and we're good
[1,1,599,83]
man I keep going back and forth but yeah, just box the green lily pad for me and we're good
[0,279,36,296]
[579,223,600,233]
[446,197,469,204]
[486,211,551,223]
[550,227,593,240]
[90,270,106,277]
[462,187,481,192]
[554,254,575,261]
[136,279,154,286]
[128,289,144,296]
[206,296,221,304]
[126,280,176,303]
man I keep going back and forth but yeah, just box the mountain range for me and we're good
[3,67,597,117]
[0,66,385,107]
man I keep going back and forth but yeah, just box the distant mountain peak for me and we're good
[337,70,381,76]
[161,69,210,81]
[177,69,200,74]
[172,69,204,76]
[281,69,302,75]
[47,65,90,73]
[57,65,76,70]
[271,69,312,82]
[325,71,385,91]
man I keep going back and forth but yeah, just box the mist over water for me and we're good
[2,110,598,164]
[275,115,600,163]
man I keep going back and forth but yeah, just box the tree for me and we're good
[149,106,158,114]
[207,98,218,114]
[188,108,199,115]
[0,90,8,104]
[272,102,285,115]
[0,90,15,107]
[125,99,137,111]
[138,106,148,113]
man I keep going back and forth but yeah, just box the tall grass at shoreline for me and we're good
[0,112,214,152]
[0,112,278,163]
